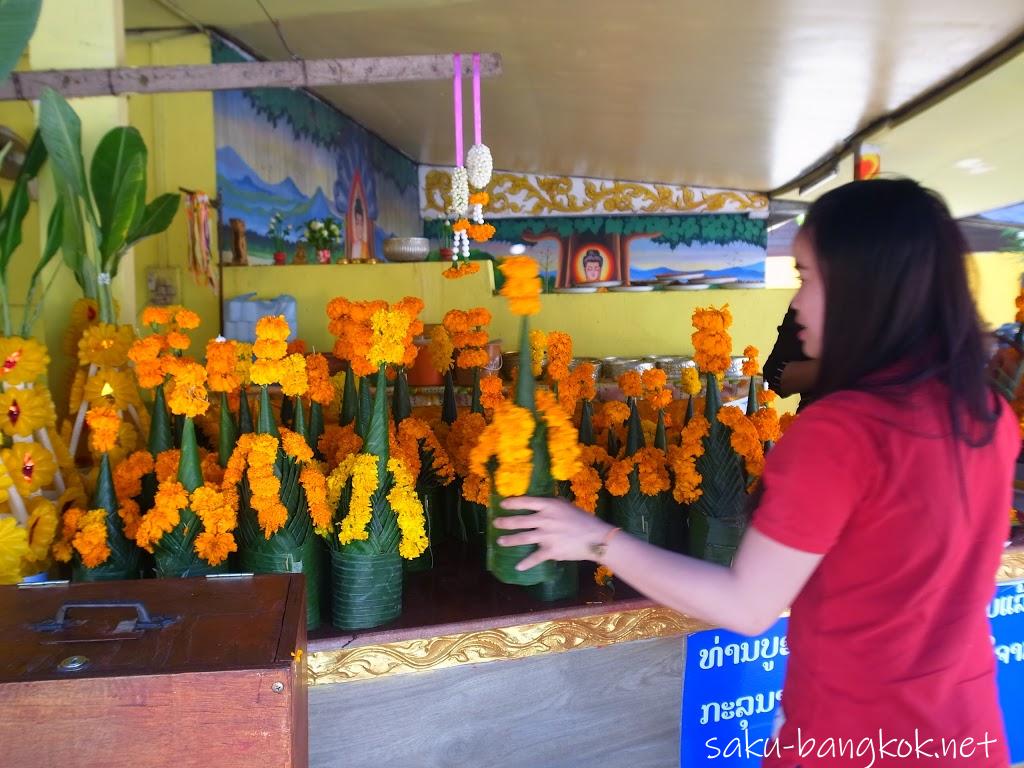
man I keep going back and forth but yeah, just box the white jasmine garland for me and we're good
[466,144,493,189]
[450,166,469,216]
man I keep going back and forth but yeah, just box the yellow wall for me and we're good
[971,251,1022,329]
[221,261,795,359]
[126,33,220,343]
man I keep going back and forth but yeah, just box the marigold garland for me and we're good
[680,366,702,397]
[536,390,583,481]
[529,329,547,377]
[668,415,709,504]
[575,363,598,402]
[396,417,455,486]
[387,457,428,559]
[717,406,765,478]
[280,427,314,463]
[462,472,491,505]
[165,358,210,418]
[498,256,542,316]
[742,345,760,377]
[305,354,335,406]
[619,370,643,399]
[443,261,481,279]
[606,447,670,497]
[570,464,603,514]
[70,509,111,568]
[318,424,364,469]
[335,453,379,545]
[470,402,535,497]
[247,433,287,539]
[545,332,573,384]
[446,412,488,477]
[692,305,733,375]
[301,463,332,532]
[750,407,782,444]
[206,337,241,393]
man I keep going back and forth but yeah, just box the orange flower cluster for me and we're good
[287,339,308,356]
[446,412,487,478]
[318,424,364,469]
[155,449,180,482]
[750,407,781,444]
[428,326,455,374]
[327,298,386,377]
[619,370,643,399]
[480,375,505,410]
[717,406,765,478]
[301,463,332,532]
[641,368,672,412]
[205,338,241,393]
[371,298,424,369]
[444,308,491,370]
[62,508,110,568]
[397,417,456,486]
[442,261,481,280]
[468,223,496,242]
[595,400,631,430]
[86,405,121,454]
[164,357,210,418]
[249,434,287,538]
[545,332,573,384]
[250,315,308,396]
[469,192,490,206]
[668,415,709,504]
[742,345,760,377]
[606,447,670,497]
[113,450,154,540]
[692,305,733,375]
[757,388,778,407]
[595,565,614,587]
[570,464,603,513]
[280,427,314,463]
[128,334,168,390]
[576,363,598,402]
[462,472,491,505]
[305,354,335,406]
[136,480,186,552]
[499,256,542,316]
[191,484,238,565]
[779,412,797,436]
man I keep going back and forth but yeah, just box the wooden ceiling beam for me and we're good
[0,53,502,101]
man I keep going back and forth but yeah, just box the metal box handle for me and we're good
[31,600,177,632]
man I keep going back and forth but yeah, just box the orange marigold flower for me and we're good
[141,306,173,326]
[86,405,121,453]
[468,223,496,243]
[618,370,643,399]
[166,330,191,351]
[692,305,733,375]
[480,375,505,410]
[545,332,573,384]
[742,345,760,377]
[174,308,201,330]
[256,315,291,342]
[498,256,542,316]
[305,354,335,406]
[469,191,489,206]
[442,261,481,279]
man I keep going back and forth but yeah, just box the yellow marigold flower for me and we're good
[499,256,542,316]
[0,387,55,437]
[742,345,760,377]
[3,442,56,495]
[279,354,309,397]
[428,325,454,375]
[529,329,547,377]
[256,315,291,342]
[253,337,288,362]
[680,366,702,397]
[368,308,411,368]
[337,454,380,545]
[545,332,573,384]
[537,390,582,481]
[0,516,30,584]
[235,343,253,385]
[0,337,49,386]
[166,359,209,418]
[141,305,173,326]
[471,402,535,497]
[78,323,134,368]
[86,405,122,454]
[388,457,428,559]
[619,370,643,399]
[174,308,201,330]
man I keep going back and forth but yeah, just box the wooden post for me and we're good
[0,54,502,101]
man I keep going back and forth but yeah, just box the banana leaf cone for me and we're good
[340,369,358,427]
[392,367,412,425]
[624,398,645,457]
[610,469,668,545]
[148,384,173,455]
[470,367,483,415]
[441,369,458,425]
[331,365,403,630]
[293,395,309,442]
[356,375,373,439]
[72,453,140,581]
[746,374,759,418]
[579,399,596,446]
[237,386,254,435]
[655,410,668,451]
[486,316,556,586]
[607,425,621,457]
[688,373,749,565]
[151,418,230,578]
[684,395,694,427]
[239,385,321,628]
[218,391,237,468]
[526,560,579,602]
[280,395,294,429]
[309,400,325,454]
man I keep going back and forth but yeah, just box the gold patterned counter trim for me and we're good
[308,607,709,686]
[420,167,768,218]
[308,549,1024,686]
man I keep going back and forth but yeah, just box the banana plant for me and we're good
[37,88,180,324]
[0,129,64,338]
[0,0,42,84]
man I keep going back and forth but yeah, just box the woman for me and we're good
[496,179,1018,767]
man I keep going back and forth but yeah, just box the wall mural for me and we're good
[424,214,767,286]
[212,36,420,265]
[420,166,769,219]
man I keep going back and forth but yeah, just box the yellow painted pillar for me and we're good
[28,0,128,406]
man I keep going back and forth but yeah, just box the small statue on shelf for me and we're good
[229,218,248,266]
[293,242,308,265]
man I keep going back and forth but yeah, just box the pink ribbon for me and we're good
[453,53,463,164]
[473,52,482,144]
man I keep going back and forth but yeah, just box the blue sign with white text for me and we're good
[681,580,1024,767]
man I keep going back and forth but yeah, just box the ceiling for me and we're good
[126,0,1024,208]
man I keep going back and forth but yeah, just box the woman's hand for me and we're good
[493,496,615,571]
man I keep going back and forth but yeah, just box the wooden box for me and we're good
[0,573,307,768]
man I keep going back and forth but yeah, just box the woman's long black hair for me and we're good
[804,178,1000,445]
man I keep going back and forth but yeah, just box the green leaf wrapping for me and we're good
[625,398,645,457]
[341,369,358,426]
[404,487,440,573]
[293,396,308,440]
[356,374,373,438]
[177,417,203,493]
[309,401,324,453]
[579,399,595,446]
[609,468,670,546]
[74,454,140,581]
[280,394,294,429]
[329,549,402,630]
[470,366,483,415]
[237,386,254,434]
[514,317,535,411]
[746,374,759,417]
[147,384,173,455]
[218,392,238,468]
[257,385,279,437]
[441,369,457,425]
[688,374,748,564]
[526,560,579,602]
[655,410,668,451]
[392,367,412,424]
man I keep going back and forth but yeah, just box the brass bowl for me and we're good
[382,237,430,262]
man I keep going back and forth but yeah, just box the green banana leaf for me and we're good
[579,399,595,446]
[624,398,645,457]
[0,0,41,84]
[470,367,482,415]
[257,385,279,437]
[392,367,412,424]
[148,384,173,456]
[356,374,373,438]
[655,410,668,451]
[309,401,325,453]
[441,369,457,425]
[690,373,748,530]
[218,391,237,467]
[237,386,253,434]
[89,126,146,269]
[340,369,358,426]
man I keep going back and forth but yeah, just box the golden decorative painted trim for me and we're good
[421,167,768,218]
[309,549,1024,686]
[308,607,707,685]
